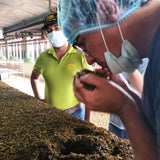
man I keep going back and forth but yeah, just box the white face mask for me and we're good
[47,30,67,47]
[97,13,142,74]
[104,40,142,74]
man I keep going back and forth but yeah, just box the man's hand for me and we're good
[73,72,127,114]
[35,96,45,102]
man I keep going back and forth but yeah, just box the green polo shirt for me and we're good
[33,44,92,110]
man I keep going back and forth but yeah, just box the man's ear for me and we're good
[96,0,119,22]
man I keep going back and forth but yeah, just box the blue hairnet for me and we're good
[58,0,148,44]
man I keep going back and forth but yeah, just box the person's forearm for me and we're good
[30,71,42,99]
[123,82,149,118]
[119,95,158,160]
[128,70,144,95]
[31,78,41,98]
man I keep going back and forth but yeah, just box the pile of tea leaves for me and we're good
[0,81,134,160]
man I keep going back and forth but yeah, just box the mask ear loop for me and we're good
[96,13,109,52]
[97,14,124,51]
[117,23,124,42]
[96,13,113,77]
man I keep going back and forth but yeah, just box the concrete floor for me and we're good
[2,74,45,98]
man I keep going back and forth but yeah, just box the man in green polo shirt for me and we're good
[30,13,91,120]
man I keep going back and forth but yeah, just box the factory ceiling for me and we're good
[0,0,58,40]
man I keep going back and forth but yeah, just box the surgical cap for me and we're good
[58,0,148,44]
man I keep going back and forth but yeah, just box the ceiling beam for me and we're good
[3,12,50,35]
